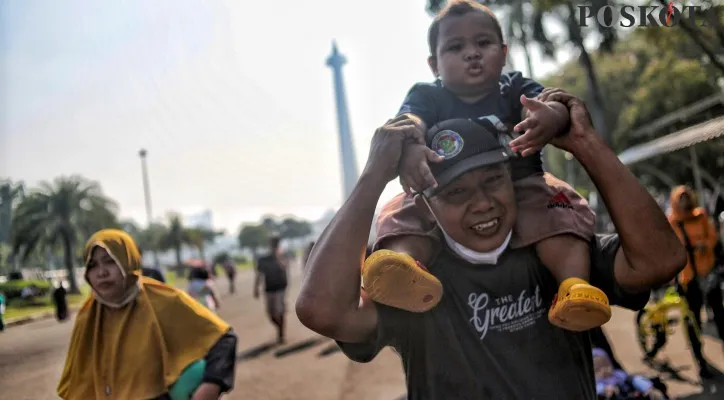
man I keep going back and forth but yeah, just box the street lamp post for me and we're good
[139,149,161,271]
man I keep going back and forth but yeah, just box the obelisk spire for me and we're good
[326,41,359,201]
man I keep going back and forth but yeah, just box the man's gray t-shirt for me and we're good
[338,234,649,399]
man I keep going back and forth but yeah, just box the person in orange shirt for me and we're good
[668,185,724,379]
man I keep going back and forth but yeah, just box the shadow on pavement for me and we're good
[237,341,277,362]
[317,342,342,358]
[274,337,329,358]
[679,378,724,399]
[643,358,699,386]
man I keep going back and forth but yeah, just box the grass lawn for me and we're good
[4,264,252,322]
[5,285,91,321]
[237,262,253,270]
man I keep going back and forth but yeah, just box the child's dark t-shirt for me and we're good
[397,71,544,181]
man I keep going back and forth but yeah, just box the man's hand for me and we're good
[535,88,596,154]
[510,94,570,157]
[399,143,444,194]
[361,115,428,185]
[191,383,222,400]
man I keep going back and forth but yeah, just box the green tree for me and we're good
[542,27,723,197]
[10,176,119,293]
[237,224,270,258]
[279,217,312,239]
[652,0,724,76]
[187,228,222,261]
[158,214,194,268]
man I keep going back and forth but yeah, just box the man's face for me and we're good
[429,11,507,98]
[427,164,516,252]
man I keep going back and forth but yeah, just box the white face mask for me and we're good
[422,197,512,265]
[440,228,512,265]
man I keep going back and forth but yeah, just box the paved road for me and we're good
[1,264,723,399]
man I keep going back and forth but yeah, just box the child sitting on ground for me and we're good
[362,0,610,331]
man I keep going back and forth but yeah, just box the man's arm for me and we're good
[545,91,687,292]
[295,174,383,343]
[296,116,419,343]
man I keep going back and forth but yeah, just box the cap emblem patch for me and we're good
[431,130,464,159]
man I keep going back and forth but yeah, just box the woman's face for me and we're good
[86,246,126,303]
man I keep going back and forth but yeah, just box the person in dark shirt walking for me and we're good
[254,236,289,344]
[52,282,69,322]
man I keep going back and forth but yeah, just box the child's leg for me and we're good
[536,234,589,284]
[537,234,611,331]
[362,193,442,313]
[511,173,609,331]
[378,235,435,267]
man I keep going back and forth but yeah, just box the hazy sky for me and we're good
[2,0,568,233]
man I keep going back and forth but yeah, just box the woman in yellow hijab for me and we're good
[57,229,237,400]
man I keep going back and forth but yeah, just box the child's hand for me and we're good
[510,94,570,157]
[399,143,444,194]
[647,389,666,400]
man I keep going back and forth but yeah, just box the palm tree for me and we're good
[0,180,25,244]
[10,176,119,293]
[158,214,193,268]
[187,228,222,261]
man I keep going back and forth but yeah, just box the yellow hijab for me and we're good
[57,229,230,400]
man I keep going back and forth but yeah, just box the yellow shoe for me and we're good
[548,278,611,331]
[362,250,443,313]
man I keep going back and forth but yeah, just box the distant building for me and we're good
[185,210,213,230]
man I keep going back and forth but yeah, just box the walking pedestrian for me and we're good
[223,257,236,295]
[254,236,289,344]
[57,229,237,399]
[187,267,221,312]
[52,282,69,322]
[0,290,6,332]
[668,185,724,379]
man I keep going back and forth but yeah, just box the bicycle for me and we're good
[635,285,701,359]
